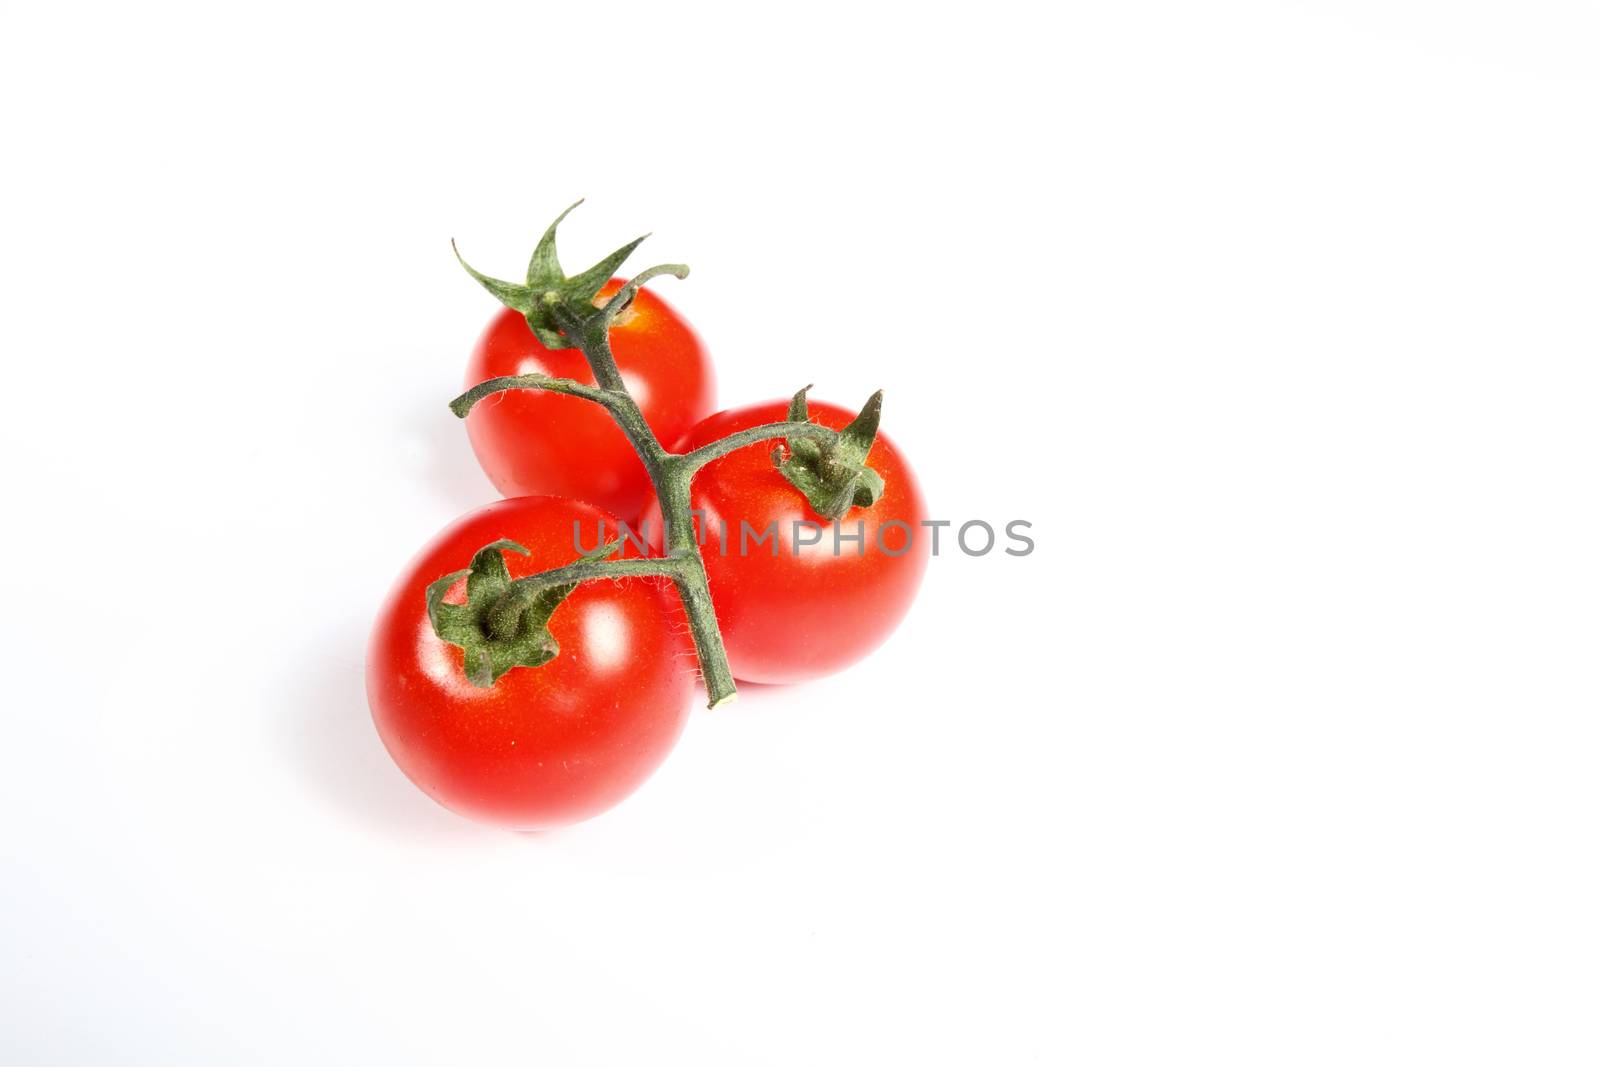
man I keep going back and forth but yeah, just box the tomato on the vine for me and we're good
[641,398,928,685]
[463,278,714,520]
[367,495,694,829]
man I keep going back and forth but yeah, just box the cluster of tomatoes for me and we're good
[367,238,926,830]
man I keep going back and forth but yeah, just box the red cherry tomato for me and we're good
[641,399,929,685]
[367,496,694,829]
[463,278,715,520]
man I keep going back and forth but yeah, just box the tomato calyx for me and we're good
[771,386,887,521]
[425,537,616,686]
[452,200,687,351]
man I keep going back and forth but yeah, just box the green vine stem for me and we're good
[445,203,884,709]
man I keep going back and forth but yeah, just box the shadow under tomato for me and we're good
[283,616,477,842]
[405,392,498,517]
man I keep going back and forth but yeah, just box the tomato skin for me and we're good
[366,496,695,829]
[463,279,715,521]
[640,400,929,685]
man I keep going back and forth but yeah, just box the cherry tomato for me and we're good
[367,496,695,829]
[641,399,928,685]
[463,278,715,520]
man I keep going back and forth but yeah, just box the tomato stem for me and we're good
[451,296,745,706]
[678,420,838,472]
[446,203,885,708]
[450,373,622,416]
[484,556,686,641]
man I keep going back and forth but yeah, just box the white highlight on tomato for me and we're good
[580,602,631,673]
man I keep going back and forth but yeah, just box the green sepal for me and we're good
[786,384,814,423]
[833,389,882,469]
[565,234,649,308]
[423,538,618,687]
[774,389,887,520]
[782,385,823,465]
[526,200,582,286]
[453,200,650,351]
[453,242,536,315]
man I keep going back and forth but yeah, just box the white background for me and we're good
[2,2,1597,1063]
